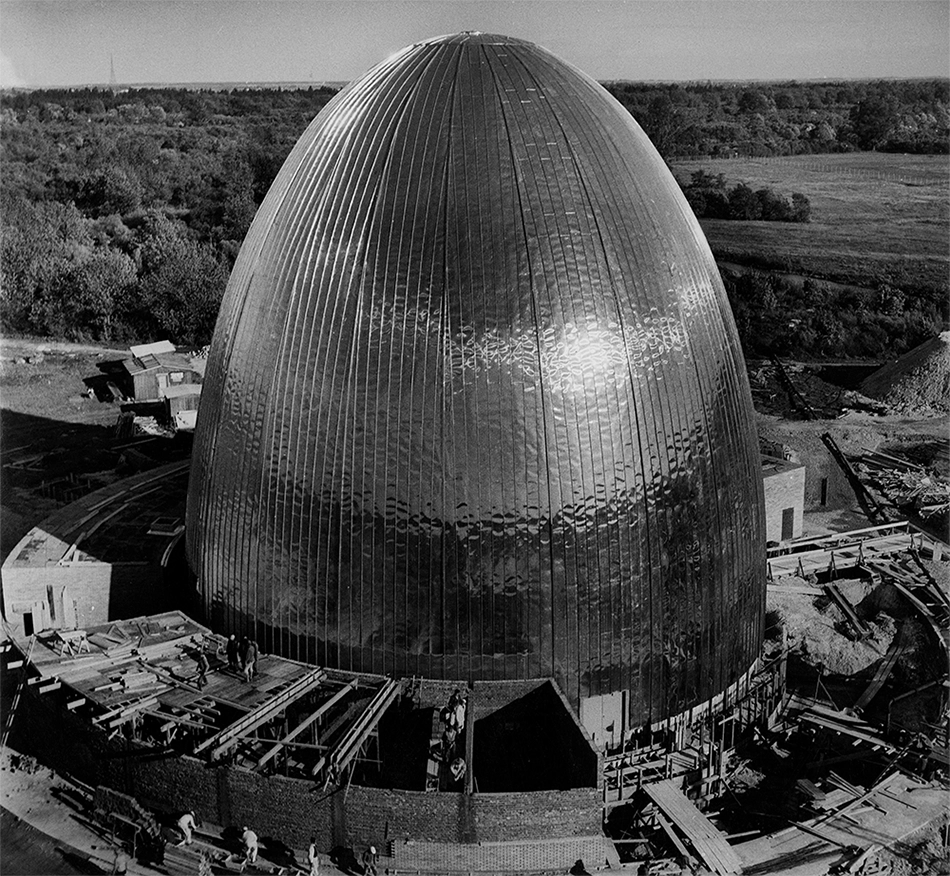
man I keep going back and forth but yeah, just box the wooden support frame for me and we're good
[196,669,326,760]
[255,679,357,771]
[314,678,403,780]
[823,583,871,639]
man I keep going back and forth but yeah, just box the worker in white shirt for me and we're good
[176,810,197,845]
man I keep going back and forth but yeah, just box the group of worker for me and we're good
[171,814,293,872]
[437,688,468,784]
[173,811,381,874]
[224,633,260,682]
[189,634,261,691]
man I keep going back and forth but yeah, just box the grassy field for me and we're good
[671,153,950,294]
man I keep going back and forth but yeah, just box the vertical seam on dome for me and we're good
[483,43,555,683]
[349,43,450,673]
[435,43,465,680]
[515,50,656,712]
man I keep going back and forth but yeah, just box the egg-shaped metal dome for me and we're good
[186,32,765,722]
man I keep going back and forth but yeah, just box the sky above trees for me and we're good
[1,0,948,89]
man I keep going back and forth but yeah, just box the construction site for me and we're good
[1,424,947,875]
[2,31,950,876]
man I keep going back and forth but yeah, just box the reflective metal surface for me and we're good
[187,33,765,722]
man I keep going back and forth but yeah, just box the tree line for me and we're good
[606,78,949,158]
[724,271,945,360]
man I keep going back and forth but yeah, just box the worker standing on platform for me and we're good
[226,634,239,671]
[244,639,259,682]
[195,650,210,689]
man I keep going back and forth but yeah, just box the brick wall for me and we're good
[345,785,464,845]
[471,679,548,718]
[13,684,603,854]
[762,463,806,542]
[414,678,467,711]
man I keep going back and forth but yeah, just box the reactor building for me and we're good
[186,32,766,740]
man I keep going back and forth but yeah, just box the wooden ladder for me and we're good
[2,635,37,748]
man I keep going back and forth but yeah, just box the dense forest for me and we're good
[1,79,947,353]
[605,78,950,157]
[0,87,337,346]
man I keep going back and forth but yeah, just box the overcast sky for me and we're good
[1,0,947,89]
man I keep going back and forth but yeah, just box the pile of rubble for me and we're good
[875,469,950,518]
[860,331,950,417]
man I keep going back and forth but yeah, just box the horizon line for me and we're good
[4,74,949,92]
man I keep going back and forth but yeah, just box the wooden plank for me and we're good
[92,694,159,724]
[143,710,210,732]
[326,679,402,774]
[824,584,871,639]
[654,810,693,862]
[881,578,936,620]
[796,779,826,802]
[854,639,908,711]
[798,712,898,752]
[790,821,853,850]
[643,781,742,875]
[310,698,374,778]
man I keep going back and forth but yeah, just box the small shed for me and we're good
[119,341,202,400]
[161,384,201,418]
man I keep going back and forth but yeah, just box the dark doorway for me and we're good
[473,682,597,791]
[22,613,34,637]
[781,508,795,541]
[820,478,828,507]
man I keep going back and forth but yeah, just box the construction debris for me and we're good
[854,446,950,520]
[874,470,950,519]
[860,330,950,418]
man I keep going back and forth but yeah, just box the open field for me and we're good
[671,153,950,295]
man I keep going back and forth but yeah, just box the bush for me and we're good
[679,173,810,223]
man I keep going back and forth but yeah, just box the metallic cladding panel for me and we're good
[186,33,766,723]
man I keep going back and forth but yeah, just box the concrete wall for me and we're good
[0,563,169,638]
[12,682,601,854]
[762,462,806,543]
